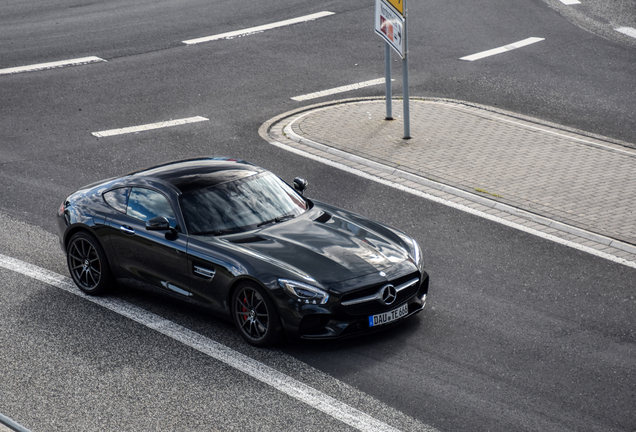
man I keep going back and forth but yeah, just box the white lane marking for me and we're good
[291,78,393,101]
[267,129,636,270]
[559,0,580,4]
[0,254,422,432]
[92,116,209,137]
[460,37,545,61]
[183,11,335,45]
[616,27,636,38]
[0,56,106,75]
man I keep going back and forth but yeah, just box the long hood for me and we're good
[228,210,410,285]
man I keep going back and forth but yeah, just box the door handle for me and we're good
[120,225,135,235]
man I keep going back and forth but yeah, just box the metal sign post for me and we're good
[385,42,393,120]
[402,0,410,139]
[375,0,410,138]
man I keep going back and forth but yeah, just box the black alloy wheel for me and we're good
[67,231,112,295]
[232,282,282,346]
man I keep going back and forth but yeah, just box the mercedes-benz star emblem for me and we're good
[380,284,397,306]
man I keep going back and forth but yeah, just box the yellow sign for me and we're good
[386,0,403,15]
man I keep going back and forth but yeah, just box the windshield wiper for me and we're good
[257,214,296,227]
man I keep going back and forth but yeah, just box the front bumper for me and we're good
[279,272,429,340]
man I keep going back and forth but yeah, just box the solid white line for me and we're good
[0,254,418,432]
[183,11,335,45]
[460,37,545,61]
[92,116,209,137]
[0,56,106,75]
[559,0,580,5]
[291,78,392,101]
[616,27,636,39]
[268,128,636,269]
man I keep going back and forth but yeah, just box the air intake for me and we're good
[314,212,332,223]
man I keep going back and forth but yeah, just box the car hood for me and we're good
[227,209,410,286]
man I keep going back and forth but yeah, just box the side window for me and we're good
[126,188,177,227]
[103,188,130,213]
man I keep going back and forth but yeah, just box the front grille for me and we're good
[340,273,420,316]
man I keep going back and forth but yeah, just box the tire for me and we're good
[231,282,282,347]
[66,231,113,295]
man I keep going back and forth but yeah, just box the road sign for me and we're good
[375,0,405,58]
[386,0,403,15]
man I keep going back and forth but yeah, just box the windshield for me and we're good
[181,171,308,235]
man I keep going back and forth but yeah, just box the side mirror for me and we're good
[293,177,308,195]
[146,216,171,231]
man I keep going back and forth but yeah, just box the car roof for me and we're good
[128,157,265,194]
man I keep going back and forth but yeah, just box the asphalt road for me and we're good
[1,1,635,431]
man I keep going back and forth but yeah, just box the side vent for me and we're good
[194,266,216,280]
[314,212,332,223]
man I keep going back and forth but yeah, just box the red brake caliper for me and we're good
[242,295,248,322]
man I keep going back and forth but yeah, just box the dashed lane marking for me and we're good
[0,254,437,432]
[460,37,545,61]
[0,56,106,75]
[2,13,335,76]
[291,78,393,101]
[559,0,580,5]
[183,11,335,45]
[92,116,209,137]
[616,27,636,39]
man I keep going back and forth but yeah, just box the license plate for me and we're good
[369,303,409,327]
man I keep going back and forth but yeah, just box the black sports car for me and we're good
[57,157,429,346]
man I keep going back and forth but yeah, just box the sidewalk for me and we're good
[260,98,636,264]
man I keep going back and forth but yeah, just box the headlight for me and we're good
[411,238,424,269]
[398,233,424,270]
[279,279,329,305]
